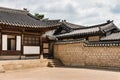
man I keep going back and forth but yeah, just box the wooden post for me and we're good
[20,30,24,59]
[40,36,43,59]
[0,28,1,56]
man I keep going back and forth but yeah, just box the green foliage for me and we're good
[34,13,44,19]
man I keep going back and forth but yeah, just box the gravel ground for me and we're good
[0,67,120,80]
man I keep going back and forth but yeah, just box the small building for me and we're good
[0,7,61,59]
[54,20,86,35]
[53,20,119,41]
[51,20,120,68]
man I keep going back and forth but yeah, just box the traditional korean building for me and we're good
[53,20,119,42]
[0,7,61,59]
[53,20,86,35]
[52,20,120,68]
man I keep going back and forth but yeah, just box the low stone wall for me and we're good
[54,42,120,69]
[0,59,48,72]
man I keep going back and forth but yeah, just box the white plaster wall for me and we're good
[2,35,7,50]
[16,36,21,50]
[24,46,40,54]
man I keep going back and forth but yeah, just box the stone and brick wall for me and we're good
[54,41,120,68]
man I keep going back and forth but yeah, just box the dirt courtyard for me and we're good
[0,67,120,80]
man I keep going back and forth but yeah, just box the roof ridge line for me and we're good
[88,20,113,28]
[64,21,83,26]
[0,7,28,14]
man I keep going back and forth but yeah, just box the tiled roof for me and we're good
[62,21,85,30]
[100,22,118,33]
[84,21,118,33]
[55,21,118,39]
[101,32,120,41]
[0,7,61,28]
[56,27,100,38]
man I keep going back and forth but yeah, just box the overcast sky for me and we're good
[0,0,120,26]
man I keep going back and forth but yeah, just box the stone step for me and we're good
[49,63,63,66]
[48,59,64,67]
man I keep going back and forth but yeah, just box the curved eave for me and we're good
[0,22,61,29]
[62,21,86,29]
[56,31,102,39]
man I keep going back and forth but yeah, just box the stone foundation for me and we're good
[54,42,120,69]
[0,59,48,72]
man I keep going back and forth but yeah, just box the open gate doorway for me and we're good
[43,42,54,59]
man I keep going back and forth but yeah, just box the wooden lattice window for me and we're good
[24,35,39,46]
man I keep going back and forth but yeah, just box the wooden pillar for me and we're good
[20,30,24,59]
[39,32,45,59]
[39,36,43,59]
[0,28,1,56]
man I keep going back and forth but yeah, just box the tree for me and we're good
[34,13,44,19]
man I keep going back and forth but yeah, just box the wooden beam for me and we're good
[1,30,22,34]
[24,32,41,36]
[1,51,21,55]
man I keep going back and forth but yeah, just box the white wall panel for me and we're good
[24,46,40,54]
[16,36,21,50]
[2,35,7,50]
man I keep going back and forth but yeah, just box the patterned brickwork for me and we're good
[54,42,120,68]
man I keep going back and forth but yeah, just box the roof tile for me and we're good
[0,7,60,28]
